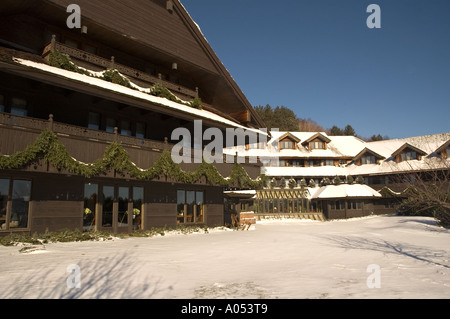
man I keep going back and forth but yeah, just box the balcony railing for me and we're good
[0,112,171,153]
[42,37,199,101]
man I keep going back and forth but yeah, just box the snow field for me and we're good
[0,215,449,299]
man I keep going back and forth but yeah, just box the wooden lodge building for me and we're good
[0,0,265,235]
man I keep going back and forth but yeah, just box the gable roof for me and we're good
[391,142,428,158]
[302,132,332,144]
[278,132,301,143]
[435,139,450,154]
[353,147,386,162]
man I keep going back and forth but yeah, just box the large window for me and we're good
[0,179,31,231]
[0,179,9,230]
[85,184,145,230]
[102,186,114,227]
[177,190,205,224]
[118,187,129,227]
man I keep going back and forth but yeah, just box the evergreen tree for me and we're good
[343,125,356,136]
[254,104,299,131]
[329,126,343,136]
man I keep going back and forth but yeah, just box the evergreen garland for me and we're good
[48,50,202,109]
[0,130,261,188]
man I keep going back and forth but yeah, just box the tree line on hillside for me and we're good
[253,104,389,141]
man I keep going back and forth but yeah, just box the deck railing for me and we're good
[0,112,171,153]
[42,37,199,101]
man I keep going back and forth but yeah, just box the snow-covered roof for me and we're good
[311,184,382,199]
[257,132,450,178]
[13,58,267,136]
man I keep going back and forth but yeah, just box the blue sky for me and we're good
[182,0,450,139]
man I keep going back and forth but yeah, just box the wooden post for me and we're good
[48,114,54,131]
[114,127,118,142]
[50,35,56,52]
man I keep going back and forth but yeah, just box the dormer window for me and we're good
[392,143,427,163]
[278,133,300,150]
[302,133,331,151]
[354,148,385,166]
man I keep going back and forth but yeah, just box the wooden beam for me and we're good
[229,110,251,124]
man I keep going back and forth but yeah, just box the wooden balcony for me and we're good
[42,38,199,101]
[0,112,262,181]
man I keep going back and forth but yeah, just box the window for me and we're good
[105,117,116,133]
[64,38,80,49]
[0,179,9,230]
[292,160,302,167]
[331,200,345,210]
[362,155,376,165]
[280,140,294,150]
[88,112,100,130]
[120,120,132,136]
[133,187,144,230]
[307,160,324,167]
[136,122,146,139]
[102,186,114,227]
[84,44,97,55]
[347,200,363,210]
[325,160,334,166]
[401,151,418,161]
[177,190,186,224]
[87,185,144,230]
[1,179,31,231]
[83,183,98,231]
[310,141,324,150]
[10,98,28,117]
[118,187,129,227]
[0,94,4,112]
[11,180,31,229]
[177,190,205,224]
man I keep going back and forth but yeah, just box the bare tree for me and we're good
[395,157,450,228]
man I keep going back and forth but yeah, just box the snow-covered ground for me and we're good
[0,215,449,299]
